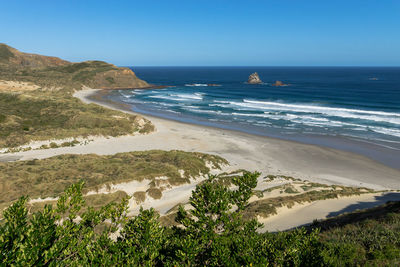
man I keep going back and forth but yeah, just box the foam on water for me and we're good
[185,83,208,87]
[111,67,400,167]
[242,99,400,117]
[148,93,203,101]
[130,89,400,140]
[171,93,203,100]
[368,126,400,138]
[206,99,400,126]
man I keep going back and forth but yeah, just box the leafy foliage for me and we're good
[0,182,129,265]
[173,172,262,265]
[314,201,400,266]
[0,172,399,266]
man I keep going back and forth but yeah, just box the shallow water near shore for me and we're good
[106,66,400,169]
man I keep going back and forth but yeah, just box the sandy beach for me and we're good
[4,88,399,189]
[2,88,400,229]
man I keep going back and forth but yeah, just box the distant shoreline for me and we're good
[2,86,398,230]
[99,84,171,91]
[71,88,400,190]
[102,87,400,171]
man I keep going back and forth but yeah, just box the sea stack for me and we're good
[248,72,263,84]
[271,80,288,86]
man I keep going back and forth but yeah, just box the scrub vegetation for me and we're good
[0,150,227,211]
[1,173,399,266]
[161,174,377,227]
[244,186,375,219]
[0,90,154,148]
[311,200,400,265]
[0,43,147,91]
[0,43,152,149]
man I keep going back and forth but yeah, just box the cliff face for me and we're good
[90,67,149,89]
[0,43,149,89]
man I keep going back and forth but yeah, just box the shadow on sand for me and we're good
[305,192,400,232]
[327,192,400,218]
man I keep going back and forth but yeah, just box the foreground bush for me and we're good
[0,172,322,266]
[1,172,399,266]
[315,200,400,266]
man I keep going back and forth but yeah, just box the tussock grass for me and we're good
[0,90,154,148]
[133,191,146,203]
[264,185,284,193]
[27,191,128,214]
[147,188,162,199]
[0,60,116,90]
[211,170,247,186]
[283,185,299,194]
[244,187,375,219]
[0,150,227,208]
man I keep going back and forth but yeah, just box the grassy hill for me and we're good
[0,43,149,90]
[0,44,154,148]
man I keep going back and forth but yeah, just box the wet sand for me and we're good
[2,88,399,190]
[1,88,399,229]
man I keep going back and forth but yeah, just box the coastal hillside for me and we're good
[0,43,149,90]
[0,90,154,149]
[0,44,154,149]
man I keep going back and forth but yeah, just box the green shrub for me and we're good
[0,173,328,266]
[0,173,399,265]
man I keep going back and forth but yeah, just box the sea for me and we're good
[105,67,400,169]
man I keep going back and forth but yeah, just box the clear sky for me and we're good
[2,0,400,66]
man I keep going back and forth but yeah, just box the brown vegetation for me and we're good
[0,90,154,148]
[0,150,227,211]
[0,43,149,90]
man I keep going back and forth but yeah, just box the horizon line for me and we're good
[125,65,400,68]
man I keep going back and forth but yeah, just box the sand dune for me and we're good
[2,88,398,190]
[1,88,400,228]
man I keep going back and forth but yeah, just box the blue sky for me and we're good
[2,0,400,66]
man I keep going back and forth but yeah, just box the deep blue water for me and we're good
[107,67,400,168]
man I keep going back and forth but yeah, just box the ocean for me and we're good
[106,67,400,169]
